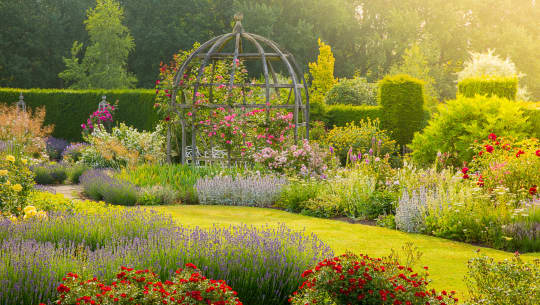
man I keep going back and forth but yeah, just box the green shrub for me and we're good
[325,77,377,105]
[464,254,540,305]
[410,95,533,167]
[277,179,324,213]
[522,101,540,138]
[379,74,425,147]
[325,119,397,165]
[458,76,518,100]
[308,121,327,143]
[31,163,67,185]
[137,185,178,205]
[0,88,159,142]
[66,164,89,184]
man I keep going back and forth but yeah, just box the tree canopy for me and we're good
[0,0,539,99]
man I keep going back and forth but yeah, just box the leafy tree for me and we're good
[390,44,438,102]
[59,0,136,89]
[308,38,337,103]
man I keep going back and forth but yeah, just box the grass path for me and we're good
[151,205,539,300]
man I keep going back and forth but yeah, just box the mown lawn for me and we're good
[151,205,540,300]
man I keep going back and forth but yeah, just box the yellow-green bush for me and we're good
[410,95,534,167]
[28,191,124,215]
[521,101,540,138]
[458,76,518,100]
[379,74,425,147]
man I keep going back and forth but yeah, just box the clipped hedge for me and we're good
[0,88,159,142]
[458,76,518,100]
[325,104,382,127]
[310,102,382,127]
[378,74,425,147]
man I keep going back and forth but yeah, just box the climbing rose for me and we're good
[485,145,494,153]
[488,133,497,141]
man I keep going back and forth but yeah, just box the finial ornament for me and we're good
[233,13,244,33]
[234,12,243,22]
[16,92,26,112]
[98,95,109,112]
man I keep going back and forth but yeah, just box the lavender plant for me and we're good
[45,137,69,161]
[0,212,333,305]
[31,163,68,185]
[80,169,139,205]
[196,174,287,207]
[61,143,88,163]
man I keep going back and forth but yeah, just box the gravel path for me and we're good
[48,185,84,200]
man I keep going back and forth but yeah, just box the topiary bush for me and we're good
[378,74,425,148]
[409,95,533,167]
[458,76,518,100]
[325,77,377,106]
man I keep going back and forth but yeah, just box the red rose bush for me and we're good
[53,264,242,305]
[289,253,457,305]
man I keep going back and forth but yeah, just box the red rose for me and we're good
[516,150,525,158]
[165,116,170,122]
[485,145,494,153]
[57,284,70,293]
[530,186,537,196]
[463,174,469,179]
[488,133,497,141]
[536,150,540,157]
[461,167,469,174]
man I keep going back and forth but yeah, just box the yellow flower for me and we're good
[23,206,37,215]
[11,184,22,192]
[21,158,27,165]
[0,169,7,176]
[5,155,15,163]
[36,211,47,220]
[8,215,18,223]
[5,180,10,185]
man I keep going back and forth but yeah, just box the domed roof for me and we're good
[170,13,309,113]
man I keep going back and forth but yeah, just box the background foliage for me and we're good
[1,0,539,100]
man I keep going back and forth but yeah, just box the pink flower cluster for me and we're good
[81,104,116,132]
[254,139,331,179]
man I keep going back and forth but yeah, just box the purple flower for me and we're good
[329,146,334,154]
